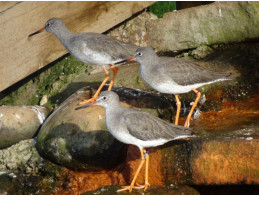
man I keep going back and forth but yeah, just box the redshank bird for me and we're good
[75,90,193,192]
[29,18,138,105]
[127,47,232,127]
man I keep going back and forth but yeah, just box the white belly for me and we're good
[107,122,169,150]
[155,82,200,94]
[111,129,169,150]
[70,45,122,66]
[141,67,228,94]
[149,79,227,94]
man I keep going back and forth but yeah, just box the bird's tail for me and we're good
[211,71,233,81]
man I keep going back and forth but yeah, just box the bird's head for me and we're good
[75,91,120,110]
[44,18,66,34]
[127,47,158,64]
[28,18,66,37]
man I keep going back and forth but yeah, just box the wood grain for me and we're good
[0,1,153,92]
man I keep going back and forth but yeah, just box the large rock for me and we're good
[146,2,259,51]
[36,88,125,171]
[0,105,50,149]
[57,125,258,195]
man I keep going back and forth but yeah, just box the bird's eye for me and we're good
[103,96,107,100]
[137,52,142,56]
[46,22,51,27]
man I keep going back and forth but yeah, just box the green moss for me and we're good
[150,1,176,18]
[198,3,258,45]
[135,75,140,85]
[0,55,90,108]
[100,121,108,131]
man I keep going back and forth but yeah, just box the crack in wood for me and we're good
[0,2,22,14]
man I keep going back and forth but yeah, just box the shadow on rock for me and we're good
[36,123,127,171]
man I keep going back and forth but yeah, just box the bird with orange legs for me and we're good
[76,91,193,192]
[29,18,138,105]
[127,47,232,127]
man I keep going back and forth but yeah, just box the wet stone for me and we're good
[159,122,259,186]
[83,185,200,195]
[38,86,258,194]
[0,105,50,149]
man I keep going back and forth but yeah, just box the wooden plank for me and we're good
[0,1,154,92]
[0,2,20,12]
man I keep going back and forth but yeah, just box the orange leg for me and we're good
[174,94,181,125]
[135,149,150,191]
[143,150,150,191]
[184,89,201,128]
[108,65,119,91]
[117,148,147,193]
[79,67,110,105]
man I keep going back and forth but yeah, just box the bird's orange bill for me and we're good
[75,102,98,110]
[127,57,136,62]
[28,28,45,37]
[114,57,136,65]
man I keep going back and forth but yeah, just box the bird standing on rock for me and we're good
[76,90,193,192]
[127,47,232,127]
[29,18,138,106]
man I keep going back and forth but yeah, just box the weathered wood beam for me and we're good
[0,1,154,92]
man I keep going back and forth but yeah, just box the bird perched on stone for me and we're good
[76,90,193,192]
[127,47,232,127]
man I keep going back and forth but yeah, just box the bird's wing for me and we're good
[122,109,192,141]
[77,33,138,62]
[158,57,231,86]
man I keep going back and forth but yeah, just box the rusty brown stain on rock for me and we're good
[55,145,165,194]
[55,168,126,195]
[122,145,164,187]
[199,92,259,123]
[191,93,259,185]
[221,92,259,111]
[208,89,224,101]
[159,141,194,185]
[191,140,259,184]
[53,91,259,194]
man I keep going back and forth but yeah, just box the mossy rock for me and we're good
[36,88,125,171]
